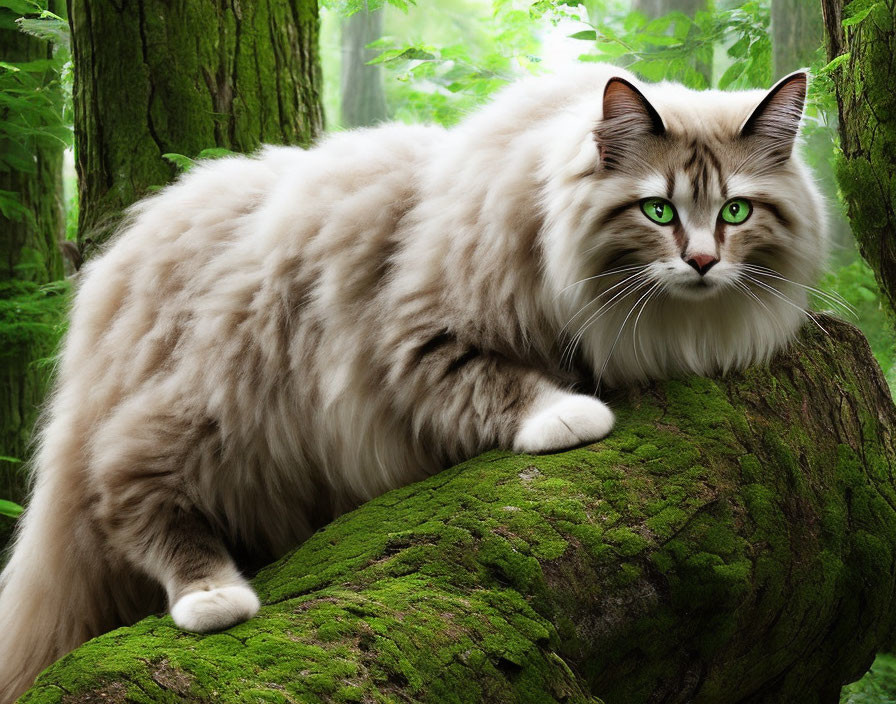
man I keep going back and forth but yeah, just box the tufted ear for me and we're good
[595,77,665,169]
[739,71,807,164]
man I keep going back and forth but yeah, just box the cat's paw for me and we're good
[514,391,614,454]
[170,584,260,633]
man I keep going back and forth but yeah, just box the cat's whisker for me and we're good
[741,264,856,317]
[744,266,855,318]
[560,272,641,340]
[743,274,831,337]
[554,264,646,299]
[596,280,662,390]
[630,281,665,379]
[560,275,652,369]
[732,277,773,315]
[559,270,648,335]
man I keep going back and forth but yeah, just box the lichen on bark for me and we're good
[20,317,896,703]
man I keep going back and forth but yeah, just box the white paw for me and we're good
[170,584,260,633]
[514,391,614,454]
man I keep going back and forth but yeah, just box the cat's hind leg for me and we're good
[93,401,260,634]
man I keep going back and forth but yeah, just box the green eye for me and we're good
[720,198,752,225]
[641,198,675,225]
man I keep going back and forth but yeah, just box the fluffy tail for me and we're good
[0,439,157,703]
[0,466,106,702]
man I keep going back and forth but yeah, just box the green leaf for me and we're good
[718,61,745,90]
[0,456,22,463]
[15,16,70,48]
[0,499,23,518]
[162,152,196,172]
[568,29,597,40]
[842,4,875,27]
[819,53,850,74]
[196,147,237,160]
[0,0,39,15]
[727,36,749,59]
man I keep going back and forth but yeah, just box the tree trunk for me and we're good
[632,0,712,84]
[22,317,896,703]
[67,0,324,257]
[0,3,67,546]
[0,7,65,284]
[340,7,388,128]
[772,0,824,77]
[822,0,896,322]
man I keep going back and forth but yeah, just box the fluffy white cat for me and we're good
[0,63,825,702]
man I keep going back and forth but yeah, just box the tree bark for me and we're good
[21,317,896,703]
[0,3,67,546]
[0,7,65,284]
[822,0,896,323]
[772,0,824,77]
[341,7,388,128]
[67,0,324,257]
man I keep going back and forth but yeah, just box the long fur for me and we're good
[0,64,826,701]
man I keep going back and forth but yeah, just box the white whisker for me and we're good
[742,264,856,317]
[743,274,830,337]
[554,264,646,299]
[597,280,662,390]
[560,275,652,369]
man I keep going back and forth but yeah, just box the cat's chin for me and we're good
[664,279,727,302]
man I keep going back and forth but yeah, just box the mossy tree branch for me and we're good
[20,317,896,703]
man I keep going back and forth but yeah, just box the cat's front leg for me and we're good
[400,332,614,456]
[513,387,615,454]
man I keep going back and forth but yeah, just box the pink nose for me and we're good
[684,253,719,276]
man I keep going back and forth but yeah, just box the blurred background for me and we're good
[1,0,893,699]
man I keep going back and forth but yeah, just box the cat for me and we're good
[0,63,825,701]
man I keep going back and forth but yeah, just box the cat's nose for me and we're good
[684,253,719,276]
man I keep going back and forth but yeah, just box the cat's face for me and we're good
[587,71,821,303]
[539,68,826,382]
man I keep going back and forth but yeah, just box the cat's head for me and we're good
[539,68,827,381]
[591,70,822,300]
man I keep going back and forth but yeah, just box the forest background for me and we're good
[1,0,894,700]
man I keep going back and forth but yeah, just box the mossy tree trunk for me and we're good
[0,3,66,542]
[67,0,324,258]
[0,6,65,285]
[822,0,896,323]
[340,7,388,128]
[23,318,896,703]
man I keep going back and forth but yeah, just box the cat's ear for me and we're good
[595,77,665,169]
[739,71,807,163]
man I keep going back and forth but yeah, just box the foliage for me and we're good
[0,278,69,355]
[0,0,71,225]
[0,280,69,520]
[354,0,543,125]
[567,0,772,90]
[841,654,896,703]
[816,260,896,390]
[161,148,240,174]
[0,498,23,518]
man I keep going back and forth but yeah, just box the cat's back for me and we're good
[61,123,445,429]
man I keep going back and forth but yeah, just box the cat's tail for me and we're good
[0,427,154,703]
[0,464,102,701]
